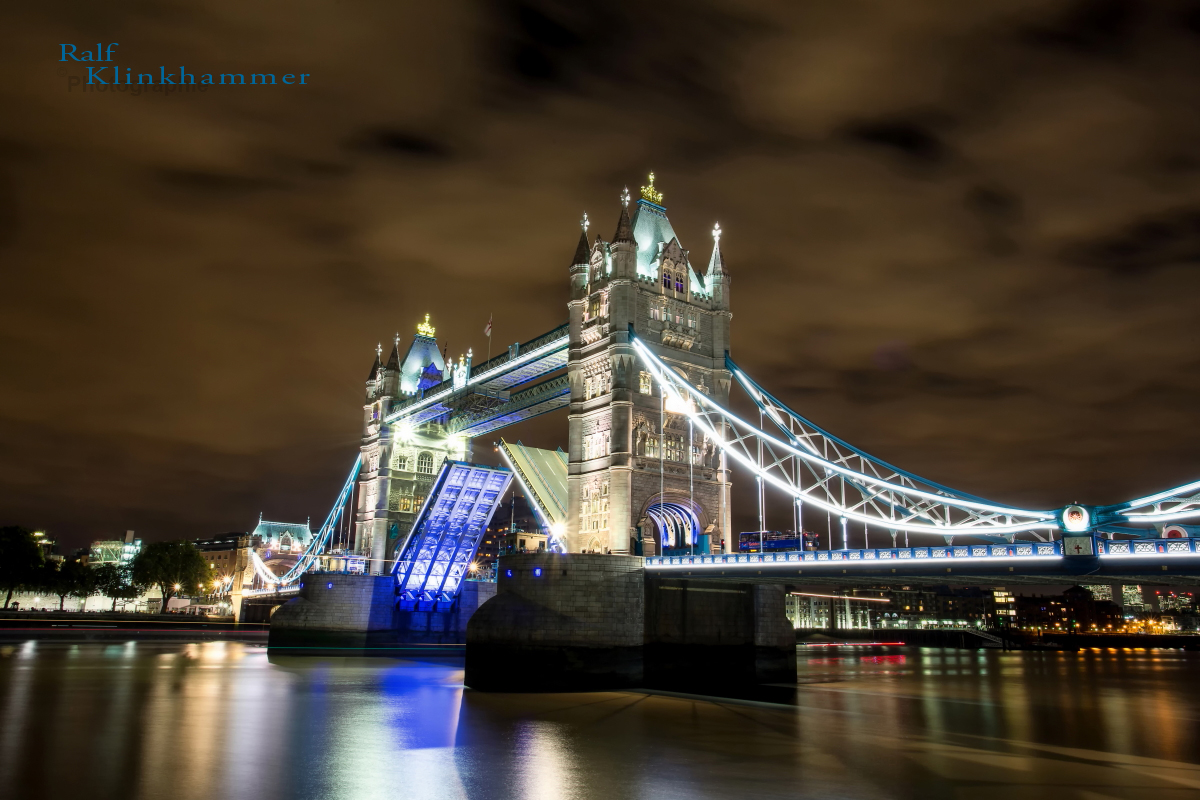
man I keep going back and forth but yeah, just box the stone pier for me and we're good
[464,553,796,692]
[465,553,645,691]
[268,573,495,651]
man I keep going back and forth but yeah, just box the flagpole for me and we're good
[485,312,493,363]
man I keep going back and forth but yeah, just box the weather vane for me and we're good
[581,212,589,233]
[640,172,663,204]
[416,313,436,337]
[712,222,721,244]
[375,342,382,360]
[620,186,630,208]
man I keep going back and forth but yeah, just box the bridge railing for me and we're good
[471,322,570,377]
[646,542,1064,568]
[645,538,1200,568]
[386,322,570,424]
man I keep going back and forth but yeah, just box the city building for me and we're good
[1122,584,1146,614]
[31,531,59,561]
[1015,587,1122,632]
[480,493,540,564]
[194,533,251,591]
[89,530,142,566]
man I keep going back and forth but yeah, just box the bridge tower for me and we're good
[566,176,733,555]
[356,316,469,574]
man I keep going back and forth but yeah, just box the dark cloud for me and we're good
[1065,207,1200,274]
[844,119,948,165]
[356,129,450,159]
[1,0,1199,549]
[1021,0,1144,56]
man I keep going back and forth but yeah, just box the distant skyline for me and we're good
[3,2,1199,549]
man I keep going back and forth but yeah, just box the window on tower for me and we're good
[416,452,434,474]
[639,371,652,394]
[661,273,670,289]
[675,275,684,292]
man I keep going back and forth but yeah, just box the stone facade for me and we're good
[355,324,469,574]
[566,181,733,556]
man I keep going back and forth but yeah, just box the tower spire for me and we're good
[613,192,634,244]
[570,212,591,265]
[707,222,727,276]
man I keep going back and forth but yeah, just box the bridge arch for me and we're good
[641,495,707,549]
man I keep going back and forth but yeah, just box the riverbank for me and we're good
[797,627,1200,650]
[0,611,268,641]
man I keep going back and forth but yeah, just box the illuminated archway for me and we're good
[646,502,701,549]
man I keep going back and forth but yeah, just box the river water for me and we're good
[1,641,1197,799]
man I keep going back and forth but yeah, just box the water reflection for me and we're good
[0,643,1197,799]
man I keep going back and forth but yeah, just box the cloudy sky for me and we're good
[2,0,1199,549]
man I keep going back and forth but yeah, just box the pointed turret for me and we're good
[570,225,590,266]
[707,223,728,276]
[386,339,401,372]
[709,223,730,312]
[613,190,635,244]
[366,352,380,381]
[610,187,637,281]
[570,212,592,301]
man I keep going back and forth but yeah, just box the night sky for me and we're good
[3,1,1199,551]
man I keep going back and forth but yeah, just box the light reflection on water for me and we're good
[0,642,1198,799]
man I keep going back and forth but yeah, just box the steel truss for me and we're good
[1115,480,1200,527]
[632,336,1060,541]
[632,336,1200,542]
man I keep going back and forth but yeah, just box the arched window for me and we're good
[661,272,671,289]
[675,274,685,292]
[395,455,408,472]
[417,452,435,474]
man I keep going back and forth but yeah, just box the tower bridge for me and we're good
[262,175,1200,685]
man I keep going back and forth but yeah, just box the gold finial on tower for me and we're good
[712,222,721,244]
[620,186,631,208]
[640,172,663,205]
[416,313,436,337]
[581,212,589,233]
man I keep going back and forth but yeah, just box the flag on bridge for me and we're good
[484,313,492,338]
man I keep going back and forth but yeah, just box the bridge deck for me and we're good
[646,540,1200,586]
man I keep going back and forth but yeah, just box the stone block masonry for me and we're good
[466,553,644,690]
[268,573,497,651]
[465,553,796,692]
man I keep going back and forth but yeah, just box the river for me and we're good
[1,641,1197,799]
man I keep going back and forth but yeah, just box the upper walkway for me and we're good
[385,323,569,436]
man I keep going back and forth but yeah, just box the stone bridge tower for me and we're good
[566,176,732,555]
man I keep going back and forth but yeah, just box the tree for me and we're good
[94,563,145,612]
[0,526,44,608]
[68,560,101,610]
[131,541,212,613]
[41,559,93,611]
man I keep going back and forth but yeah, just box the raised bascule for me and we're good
[261,174,1200,688]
